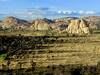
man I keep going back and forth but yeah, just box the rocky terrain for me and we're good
[83,16,100,29]
[30,18,53,31]
[0,16,100,75]
[0,16,30,30]
[0,35,100,75]
[0,16,95,34]
[66,19,89,34]
[0,16,100,35]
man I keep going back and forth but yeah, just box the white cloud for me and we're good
[58,11,62,14]
[78,10,85,14]
[57,10,96,15]
[85,11,96,14]
[58,10,73,14]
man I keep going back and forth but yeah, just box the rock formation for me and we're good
[31,19,52,31]
[50,19,68,31]
[0,16,91,34]
[66,19,90,34]
[83,16,100,29]
[1,16,30,29]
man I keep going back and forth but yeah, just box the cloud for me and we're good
[25,7,56,16]
[79,10,85,14]
[58,10,73,14]
[1,7,98,20]
[57,10,96,16]
[85,11,96,14]
[37,7,50,11]
[27,7,50,11]
[11,7,97,16]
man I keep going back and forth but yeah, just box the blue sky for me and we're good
[0,0,100,19]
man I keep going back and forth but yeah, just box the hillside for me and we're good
[83,16,100,29]
[0,16,94,35]
[0,16,100,75]
[0,16,30,29]
[0,34,100,75]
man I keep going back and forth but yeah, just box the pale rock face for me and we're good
[31,19,51,31]
[2,17,18,28]
[36,23,49,30]
[82,27,90,34]
[66,19,90,34]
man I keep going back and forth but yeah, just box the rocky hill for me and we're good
[30,18,53,31]
[83,16,100,29]
[0,16,30,29]
[66,19,90,34]
[1,16,100,35]
[50,19,68,31]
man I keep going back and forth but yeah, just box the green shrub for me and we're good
[0,54,7,61]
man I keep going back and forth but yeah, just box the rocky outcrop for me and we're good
[83,16,100,29]
[0,16,91,35]
[66,19,90,34]
[50,19,68,31]
[31,19,52,31]
[1,16,30,29]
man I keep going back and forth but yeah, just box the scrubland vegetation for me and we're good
[0,29,100,75]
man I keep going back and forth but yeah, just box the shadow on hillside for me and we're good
[0,64,100,75]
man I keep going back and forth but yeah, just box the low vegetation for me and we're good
[0,29,100,74]
[0,54,7,61]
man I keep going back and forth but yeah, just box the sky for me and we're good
[0,0,100,19]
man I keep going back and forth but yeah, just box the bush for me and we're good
[0,54,7,61]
